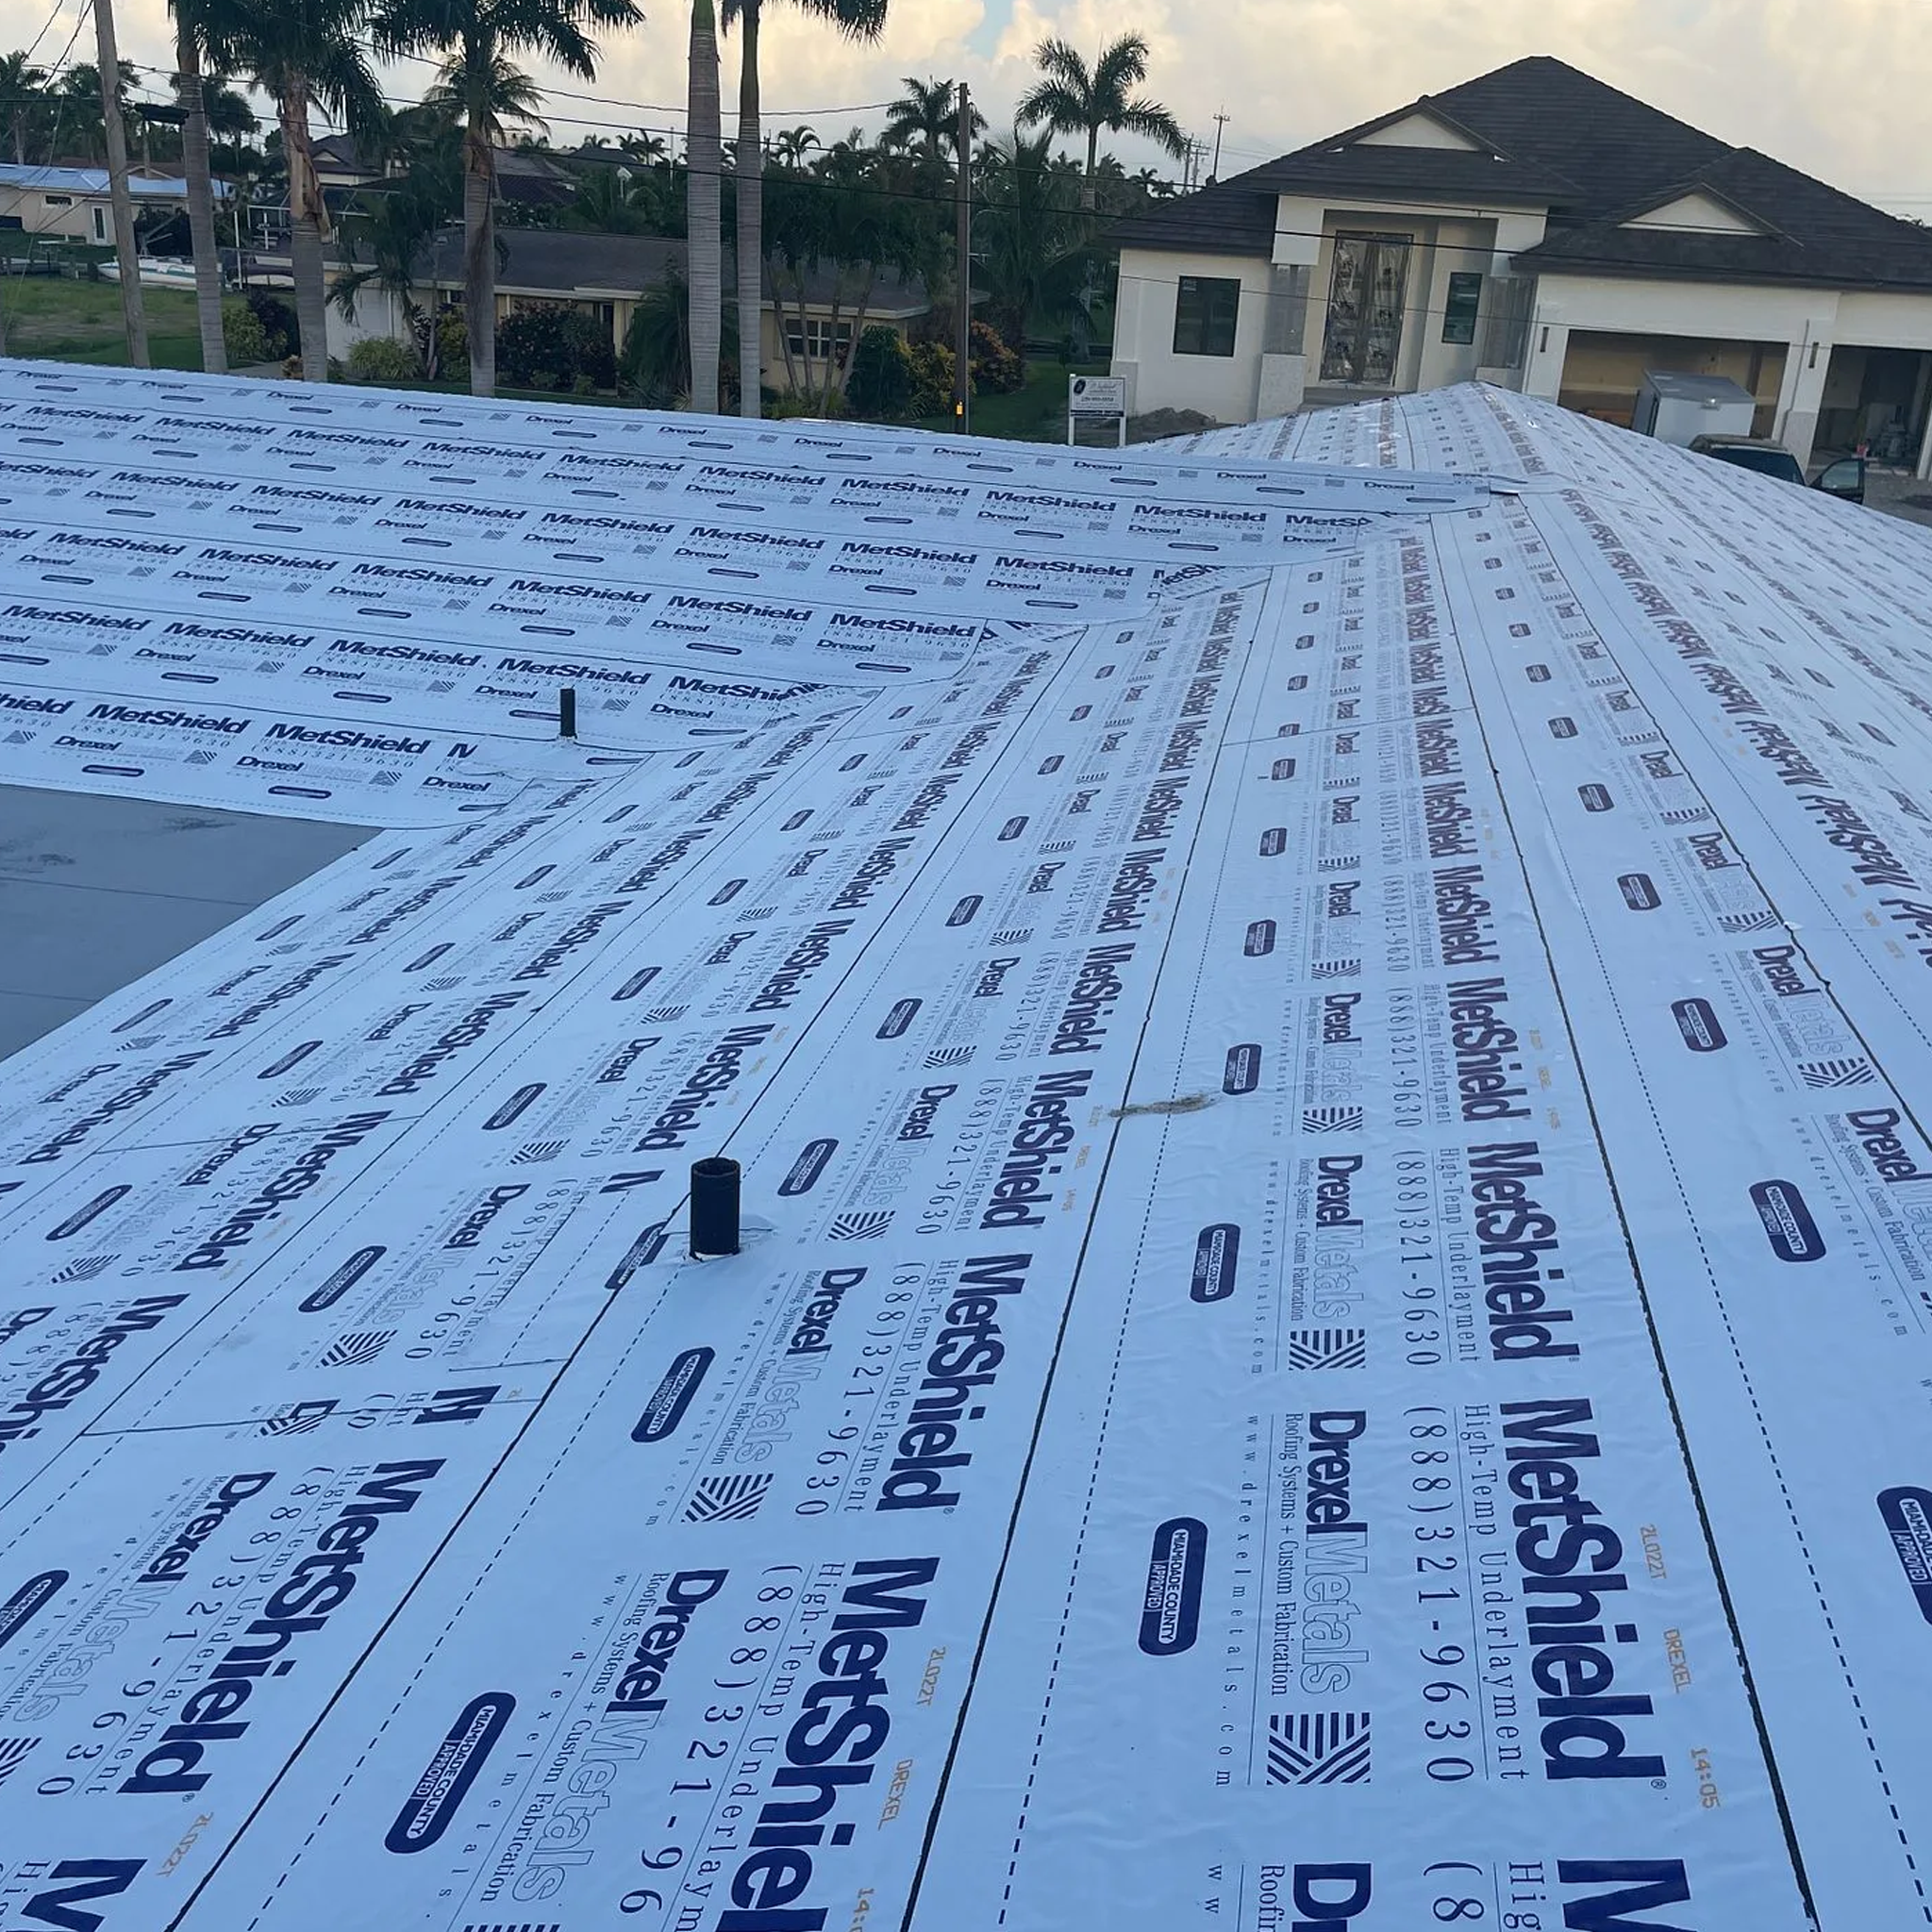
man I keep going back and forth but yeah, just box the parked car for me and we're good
[1688,434,1867,504]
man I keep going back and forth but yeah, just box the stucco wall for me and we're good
[0,187,97,242]
[1525,271,1932,462]
[1116,201,1524,422]
[1111,245,1274,423]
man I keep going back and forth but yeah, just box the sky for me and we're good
[7,0,1932,217]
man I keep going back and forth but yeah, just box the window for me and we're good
[1441,271,1482,345]
[92,207,106,240]
[784,317,853,362]
[42,193,71,208]
[1173,275,1240,357]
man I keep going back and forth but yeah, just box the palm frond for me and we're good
[1015,76,1084,137]
[791,0,886,35]
[1122,95,1189,158]
[1092,31,1150,100]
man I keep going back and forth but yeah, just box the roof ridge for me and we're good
[1437,52,1730,152]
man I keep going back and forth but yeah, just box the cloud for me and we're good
[8,0,1931,209]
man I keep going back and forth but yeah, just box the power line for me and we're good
[115,46,894,126]
[13,0,76,68]
[0,0,98,339]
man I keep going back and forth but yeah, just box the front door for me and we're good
[1320,231,1412,386]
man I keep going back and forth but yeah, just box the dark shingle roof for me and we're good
[1420,56,1725,222]
[416,227,930,312]
[1111,54,1932,291]
[1513,142,1932,290]
[316,136,576,206]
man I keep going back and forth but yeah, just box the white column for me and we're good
[1773,305,1839,465]
[1521,318,1569,402]
[1257,353,1307,418]
[1778,337,1831,465]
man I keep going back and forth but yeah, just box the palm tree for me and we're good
[569,158,652,230]
[0,53,47,165]
[762,154,915,408]
[685,0,722,410]
[974,125,1096,352]
[718,0,883,418]
[168,0,232,372]
[769,122,817,170]
[53,62,136,165]
[218,0,381,380]
[331,118,461,369]
[882,75,979,163]
[620,261,737,405]
[375,0,639,396]
[1016,31,1187,210]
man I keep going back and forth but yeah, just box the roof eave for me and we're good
[1512,246,1932,294]
[1111,226,1273,258]
[1256,173,1558,210]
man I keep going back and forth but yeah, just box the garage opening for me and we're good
[1557,330,1788,435]
[1816,345,1932,464]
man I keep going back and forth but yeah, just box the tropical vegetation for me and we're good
[1017,32,1188,209]
[372,0,641,395]
[0,16,1186,423]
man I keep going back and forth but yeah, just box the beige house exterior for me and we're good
[0,163,218,247]
[324,227,929,399]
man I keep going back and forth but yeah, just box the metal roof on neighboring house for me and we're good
[1112,54,1932,291]
[0,161,226,200]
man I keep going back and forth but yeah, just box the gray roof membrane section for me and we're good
[0,784,368,1058]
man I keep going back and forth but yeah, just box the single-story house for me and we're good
[325,227,933,395]
[1110,56,1932,472]
[0,162,228,246]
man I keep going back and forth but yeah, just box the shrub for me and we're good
[420,309,468,380]
[907,339,956,419]
[221,297,273,366]
[969,320,1023,395]
[244,288,298,359]
[769,390,844,420]
[497,304,616,391]
[844,325,913,419]
[346,334,421,383]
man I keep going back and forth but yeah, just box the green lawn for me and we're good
[913,358,1109,441]
[1,274,208,371]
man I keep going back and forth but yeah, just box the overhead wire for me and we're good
[12,0,77,70]
[6,65,1852,286]
[1,0,100,337]
[16,53,1922,358]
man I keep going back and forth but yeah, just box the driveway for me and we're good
[1859,465,1932,530]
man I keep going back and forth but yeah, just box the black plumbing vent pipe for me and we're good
[691,1157,741,1257]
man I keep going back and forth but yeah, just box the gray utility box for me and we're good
[1632,369,1758,445]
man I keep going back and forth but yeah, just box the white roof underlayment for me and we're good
[0,362,1929,1929]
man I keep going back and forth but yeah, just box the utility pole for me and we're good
[1210,110,1228,183]
[954,81,972,433]
[94,0,149,367]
